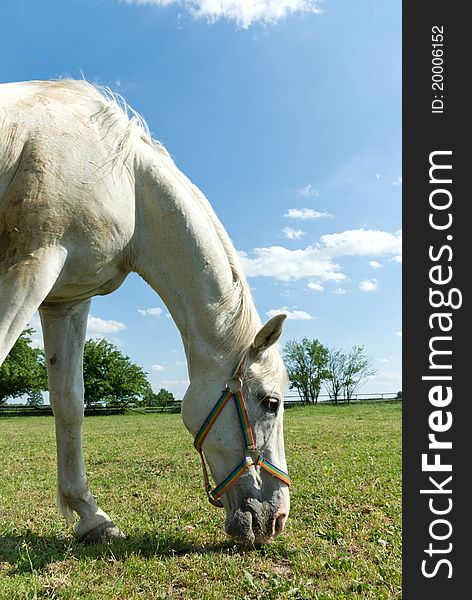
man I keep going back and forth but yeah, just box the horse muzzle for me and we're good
[224,498,288,545]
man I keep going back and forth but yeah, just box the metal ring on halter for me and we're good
[225,376,242,391]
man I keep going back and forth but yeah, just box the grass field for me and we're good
[0,402,402,599]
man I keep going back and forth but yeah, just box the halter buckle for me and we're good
[225,376,242,392]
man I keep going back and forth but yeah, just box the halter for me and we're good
[193,357,292,508]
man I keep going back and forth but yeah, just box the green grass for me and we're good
[0,402,402,599]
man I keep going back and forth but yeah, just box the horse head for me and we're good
[182,314,290,545]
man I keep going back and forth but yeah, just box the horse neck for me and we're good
[133,143,261,381]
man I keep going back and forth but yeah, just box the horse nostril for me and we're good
[246,505,263,535]
[274,513,287,536]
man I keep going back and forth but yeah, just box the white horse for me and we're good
[0,80,290,545]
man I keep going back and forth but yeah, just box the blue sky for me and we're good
[2,0,401,399]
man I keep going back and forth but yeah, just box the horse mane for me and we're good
[189,193,287,391]
[57,80,271,363]
[48,79,154,175]
[184,183,288,389]
[187,183,263,360]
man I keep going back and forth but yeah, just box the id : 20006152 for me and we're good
[432,25,445,114]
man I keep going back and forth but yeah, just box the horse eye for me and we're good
[261,396,280,414]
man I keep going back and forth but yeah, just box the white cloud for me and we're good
[368,260,382,269]
[284,208,331,220]
[308,282,324,292]
[239,246,347,282]
[391,255,402,264]
[30,336,43,349]
[239,228,401,282]
[320,229,402,257]
[123,0,322,28]
[151,364,167,372]
[333,288,346,295]
[282,226,306,240]
[87,316,126,334]
[28,312,44,349]
[395,331,402,337]
[367,371,402,391]
[27,312,125,346]
[359,279,379,292]
[392,175,402,186]
[298,184,319,197]
[266,306,313,320]
[138,307,163,317]
[279,288,295,298]
[108,336,126,348]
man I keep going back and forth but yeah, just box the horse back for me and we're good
[0,80,136,297]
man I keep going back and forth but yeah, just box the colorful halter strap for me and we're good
[193,358,291,508]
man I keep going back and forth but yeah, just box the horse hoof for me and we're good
[80,521,126,544]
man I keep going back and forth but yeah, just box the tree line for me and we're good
[1,330,376,408]
[283,338,376,405]
[0,329,175,408]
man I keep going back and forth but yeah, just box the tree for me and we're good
[26,390,45,407]
[325,348,347,405]
[342,345,377,403]
[144,387,175,407]
[283,338,329,404]
[325,346,376,405]
[0,329,47,405]
[82,339,152,407]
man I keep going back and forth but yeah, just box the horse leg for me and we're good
[39,300,125,543]
[0,247,66,366]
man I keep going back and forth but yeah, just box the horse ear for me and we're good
[252,314,287,354]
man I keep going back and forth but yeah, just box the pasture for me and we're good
[0,402,401,599]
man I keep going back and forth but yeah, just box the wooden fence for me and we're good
[0,405,127,417]
[0,393,401,418]
[284,392,401,407]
